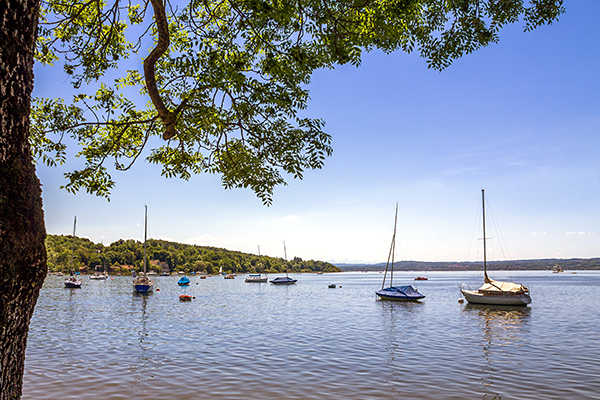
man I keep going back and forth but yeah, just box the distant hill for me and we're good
[46,234,340,274]
[335,258,600,271]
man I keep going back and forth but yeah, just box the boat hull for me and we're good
[270,278,297,285]
[134,284,153,293]
[64,280,82,288]
[461,289,531,306]
[376,286,425,301]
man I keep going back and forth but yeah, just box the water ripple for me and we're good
[23,271,600,399]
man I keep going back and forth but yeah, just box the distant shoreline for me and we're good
[334,258,600,272]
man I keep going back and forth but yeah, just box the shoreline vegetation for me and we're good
[46,234,600,275]
[46,234,340,275]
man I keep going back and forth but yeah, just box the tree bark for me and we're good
[0,0,47,399]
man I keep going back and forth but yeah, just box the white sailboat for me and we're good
[64,216,82,288]
[247,245,268,282]
[460,189,532,306]
[133,205,154,293]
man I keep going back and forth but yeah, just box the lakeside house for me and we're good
[150,260,170,273]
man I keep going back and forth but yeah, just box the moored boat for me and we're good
[178,276,190,286]
[552,265,564,273]
[245,274,267,283]
[270,276,297,285]
[64,216,82,289]
[65,274,82,288]
[375,203,425,302]
[90,271,108,280]
[459,189,531,306]
[270,241,297,285]
[133,205,154,294]
[179,294,192,301]
[377,285,425,301]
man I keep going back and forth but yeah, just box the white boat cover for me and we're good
[479,279,527,294]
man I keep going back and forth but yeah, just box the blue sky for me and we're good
[35,2,600,264]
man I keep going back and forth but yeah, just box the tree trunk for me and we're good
[0,1,47,399]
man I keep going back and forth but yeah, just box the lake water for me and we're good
[23,270,600,399]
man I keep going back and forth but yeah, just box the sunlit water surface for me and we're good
[23,271,600,399]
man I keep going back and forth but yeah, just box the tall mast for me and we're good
[381,203,398,290]
[70,216,76,273]
[482,189,490,283]
[283,241,288,277]
[143,205,147,275]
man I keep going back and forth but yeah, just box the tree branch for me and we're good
[144,0,178,140]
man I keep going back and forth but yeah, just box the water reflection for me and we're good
[462,304,531,400]
[378,300,425,396]
[132,293,151,382]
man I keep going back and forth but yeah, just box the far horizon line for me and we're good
[331,257,600,266]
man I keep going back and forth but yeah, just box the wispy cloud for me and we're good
[155,235,176,242]
[565,231,595,236]
[531,232,547,236]
[277,215,298,223]
[185,234,216,245]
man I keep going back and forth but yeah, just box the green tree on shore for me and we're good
[0,0,564,398]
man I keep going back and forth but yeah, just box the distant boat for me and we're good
[270,241,297,285]
[133,205,154,294]
[552,265,564,273]
[245,274,267,283]
[247,246,267,282]
[460,189,531,306]
[414,276,428,281]
[64,216,82,289]
[178,276,190,286]
[375,204,425,301]
[89,272,108,280]
[179,294,192,301]
[270,276,297,285]
[159,272,169,276]
[224,274,235,279]
[90,261,108,280]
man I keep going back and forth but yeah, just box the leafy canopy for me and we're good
[31,0,564,204]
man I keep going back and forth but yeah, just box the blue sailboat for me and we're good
[375,203,425,302]
[133,205,154,294]
[270,241,297,285]
[177,276,190,286]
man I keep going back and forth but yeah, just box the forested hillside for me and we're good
[46,235,340,274]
